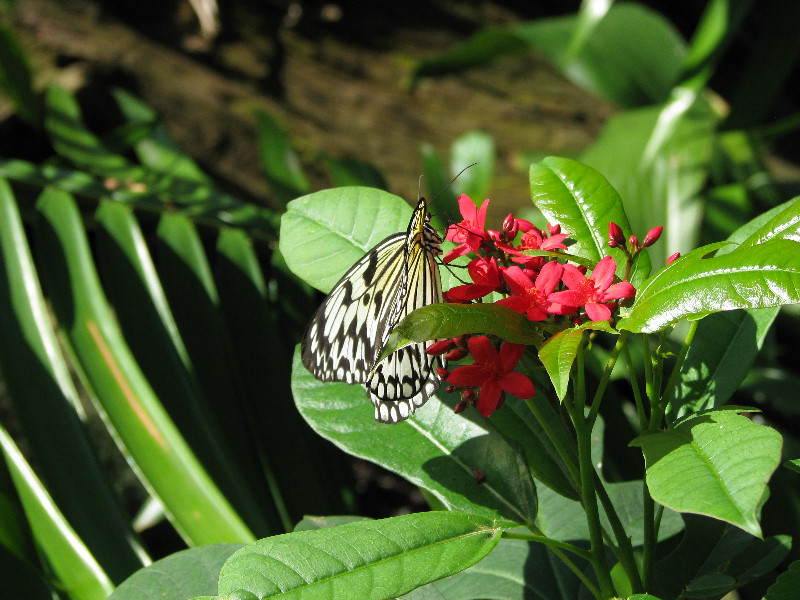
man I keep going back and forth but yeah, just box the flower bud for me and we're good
[436,366,449,379]
[445,385,458,394]
[666,252,681,265]
[628,235,639,250]
[454,399,468,414]
[608,222,626,248]
[643,226,663,247]
[501,213,519,241]
[445,347,469,362]
[547,223,561,236]
[426,339,455,355]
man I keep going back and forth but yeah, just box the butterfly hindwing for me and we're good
[301,197,444,423]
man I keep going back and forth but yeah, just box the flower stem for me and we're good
[564,395,615,598]
[623,343,648,431]
[502,530,592,561]
[587,330,628,429]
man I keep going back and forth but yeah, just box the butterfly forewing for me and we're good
[301,197,444,423]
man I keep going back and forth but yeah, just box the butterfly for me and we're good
[301,196,444,423]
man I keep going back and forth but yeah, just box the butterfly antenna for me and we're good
[431,162,478,203]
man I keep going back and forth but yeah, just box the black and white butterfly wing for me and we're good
[367,214,444,422]
[301,197,444,423]
[301,232,408,384]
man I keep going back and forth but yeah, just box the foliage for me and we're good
[1,1,800,600]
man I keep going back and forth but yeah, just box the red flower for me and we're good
[444,195,489,263]
[498,224,568,259]
[549,255,636,322]
[495,261,568,321]
[447,336,535,417]
[444,256,503,302]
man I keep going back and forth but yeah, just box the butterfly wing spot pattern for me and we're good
[301,197,444,423]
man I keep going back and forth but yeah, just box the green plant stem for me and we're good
[641,333,655,409]
[622,344,648,431]
[519,527,602,600]
[642,479,655,590]
[502,530,592,561]
[654,320,700,425]
[594,474,644,593]
[587,331,628,429]
[564,396,615,598]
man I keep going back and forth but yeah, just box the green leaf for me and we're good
[529,157,650,284]
[109,544,243,600]
[764,560,800,600]
[382,303,544,362]
[0,181,148,580]
[618,239,800,333]
[280,187,415,293]
[218,512,504,600]
[0,25,41,125]
[320,154,388,189]
[536,480,684,547]
[44,86,133,175]
[0,425,113,600]
[450,130,495,201]
[431,537,589,600]
[537,321,618,401]
[667,198,800,422]
[654,514,790,600]
[580,99,717,270]
[631,410,782,536]
[293,516,370,531]
[291,349,538,525]
[34,188,254,545]
[253,109,310,205]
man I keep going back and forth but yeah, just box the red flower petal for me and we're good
[477,379,502,417]
[584,302,612,322]
[499,371,535,399]
[498,341,526,372]
[447,364,486,387]
[467,335,499,365]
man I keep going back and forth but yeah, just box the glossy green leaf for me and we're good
[764,560,800,600]
[218,512,504,600]
[667,198,800,421]
[382,303,544,362]
[0,25,40,125]
[0,180,147,580]
[109,544,243,600]
[293,516,370,531]
[0,425,113,600]
[529,157,650,284]
[537,321,617,401]
[34,188,254,545]
[44,86,133,175]
[253,108,310,205]
[618,239,800,333]
[654,514,790,600]
[291,349,537,525]
[280,187,414,293]
[631,410,782,536]
[450,130,495,201]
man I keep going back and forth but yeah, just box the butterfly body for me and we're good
[301,197,444,423]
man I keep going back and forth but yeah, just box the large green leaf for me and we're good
[253,109,311,205]
[0,425,113,600]
[529,157,651,286]
[0,180,147,580]
[218,512,504,600]
[631,410,782,537]
[764,560,800,600]
[34,188,253,545]
[618,239,800,333]
[109,544,243,600]
[281,187,414,293]
[291,349,537,525]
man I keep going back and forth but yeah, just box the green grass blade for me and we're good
[0,425,113,600]
[34,187,254,545]
[0,179,148,581]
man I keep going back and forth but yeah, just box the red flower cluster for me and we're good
[428,194,653,418]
